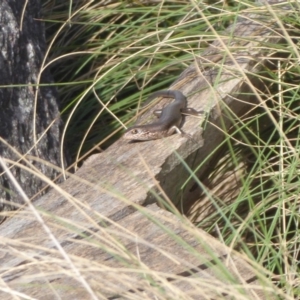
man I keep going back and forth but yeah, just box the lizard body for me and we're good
[123,90,202,141]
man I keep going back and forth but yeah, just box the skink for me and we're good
[123,90,202,141]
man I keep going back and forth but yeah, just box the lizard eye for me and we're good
[131,129,138,134]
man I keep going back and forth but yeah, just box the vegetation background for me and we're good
[4,0,298,298]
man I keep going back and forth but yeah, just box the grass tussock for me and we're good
[1,0,300,299]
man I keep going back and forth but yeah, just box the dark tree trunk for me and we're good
[0,1,66,214]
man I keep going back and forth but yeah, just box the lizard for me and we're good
[123,90,203,141]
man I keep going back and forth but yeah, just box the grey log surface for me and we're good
[0,2,290,299]
[0,0,66,213]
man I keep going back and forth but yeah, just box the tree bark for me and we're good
[0,1,66,213]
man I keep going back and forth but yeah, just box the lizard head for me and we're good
[123,125,168,141]
[123,127,152,141]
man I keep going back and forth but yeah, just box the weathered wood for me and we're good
[0,204,275,299]
[0,0,66,213]
[0,1,290,298]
